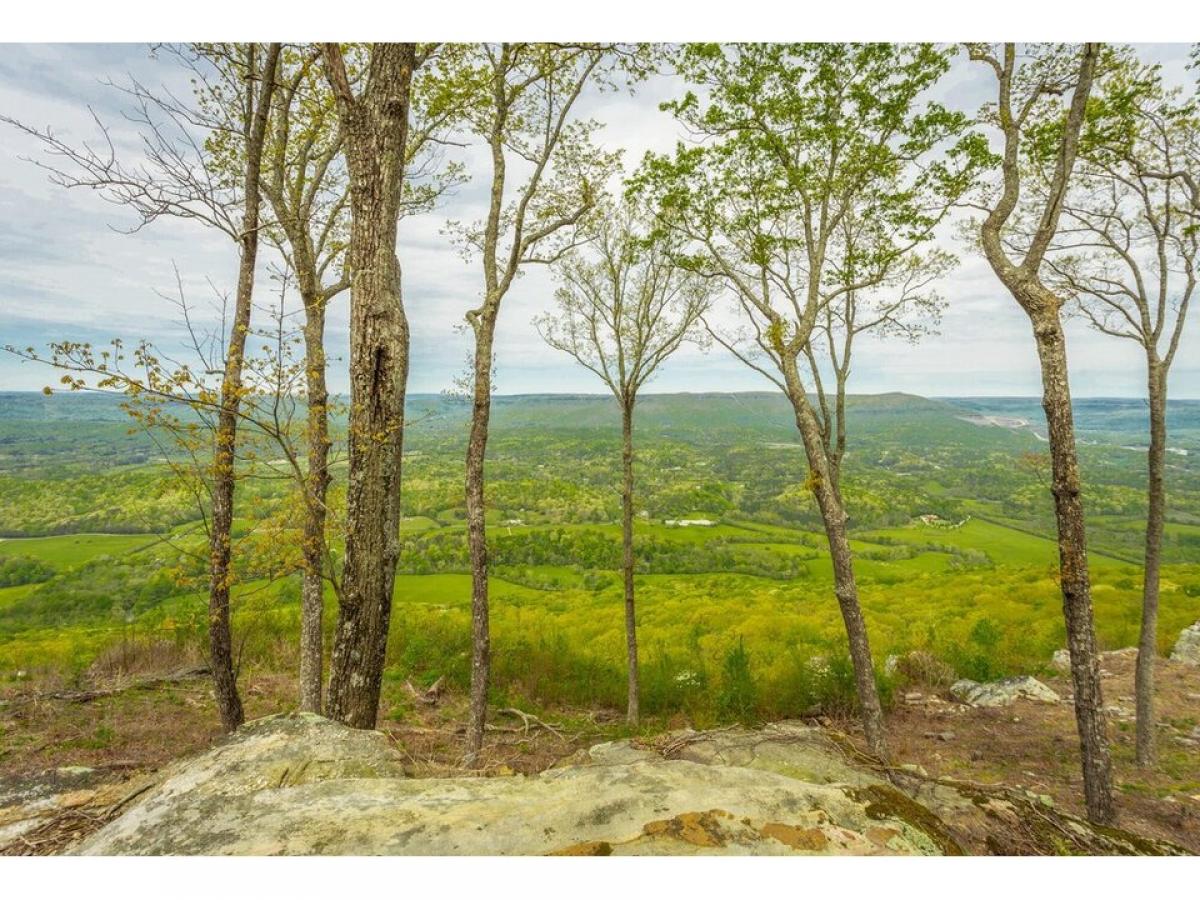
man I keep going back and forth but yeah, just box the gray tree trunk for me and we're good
[465,316,496,764]
[1030,307,1115,823]
[971,41,1115,825]
[782,360,887,760]
[621,399,640,726]
[321,43,416,730]
[1135,359,1167,766]
[299,291,330,714]
[208,42,280,733]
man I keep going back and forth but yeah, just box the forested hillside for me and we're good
[2,391,1198,684]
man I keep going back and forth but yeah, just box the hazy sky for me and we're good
[1,43,1197,398]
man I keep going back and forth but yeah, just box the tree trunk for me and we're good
[208,387,246,732]
[207,42,280,734]
[465,317,496,765]
[781,362,887,759]
[1135,359,1167,767]
[621,398,639,726]
[299,291,330,714]
[1030,309,1115,823]
[322,43,416,730]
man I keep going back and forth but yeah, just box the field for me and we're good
[1,390,1198,723]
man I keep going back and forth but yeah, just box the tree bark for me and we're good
[207,42,280,733]
[321,43,416,729]
[465,316,496,764]
[1030,308,1115,823]
[781,360,887,760]
[971,42,1114,825]
[299,290,330,714]
[621,398,640,726]
[1136,359,1167,766]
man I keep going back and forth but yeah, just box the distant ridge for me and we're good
[2,390,1196,448]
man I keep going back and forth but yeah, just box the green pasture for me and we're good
[0,533,166,569]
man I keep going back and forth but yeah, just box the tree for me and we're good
[1134,43,1200,220]
[260,45,462,713]
[258,47,349,713]
[4,42,281,732]
[966,41,1115,824]
[318,42,426,729]
[207,41,283,727]
[439,43,626,764]
[802,210,955,495]
[633,43,980,759]
[1035,53,1198,766]
[535,204,712,724]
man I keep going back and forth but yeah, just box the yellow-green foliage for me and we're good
[4,516,1199,724]
[378,560,1200,721]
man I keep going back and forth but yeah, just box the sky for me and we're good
[0,43,1197,398]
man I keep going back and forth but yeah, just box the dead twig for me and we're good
[642,725,740,759]
[497,707,566,741]
[404,675,445,706]
[5,665,211,707]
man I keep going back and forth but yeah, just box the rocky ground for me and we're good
[0,649,1197,855]
[882,651,1200,850]
[6,713,1186,856]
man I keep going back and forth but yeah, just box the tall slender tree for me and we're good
[205,42,282,730]
[1034,54,1198,766]
[802,209,956,498]
[318,42,425,729]
[633,43,980,759]
[966,41,1115,824]
[440,43,624,764]
[535,205,712,724]
[4,42,282,732]
[261,48,347,713]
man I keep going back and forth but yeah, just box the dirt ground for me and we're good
[1,653,1197,854]
[865,652,1200,852]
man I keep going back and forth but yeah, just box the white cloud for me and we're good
[1,43,1197,398]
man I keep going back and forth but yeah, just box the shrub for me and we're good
[87,636,196,686]
[641,648,710,721]
[0,554,55,587]
[716,636,757,723]
[893,649,955,692]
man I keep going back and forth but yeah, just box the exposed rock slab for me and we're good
[950,676,1060,707]
[1053,647,1138,672]
[72,713,1179,856]
[76,716,948,856]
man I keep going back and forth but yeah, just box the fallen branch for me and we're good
[497,707,565,740]
[4,664,211,707]
[644,725,739,759]
[404,675,445,706]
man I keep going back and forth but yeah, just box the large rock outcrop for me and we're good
[71,713,1179,856]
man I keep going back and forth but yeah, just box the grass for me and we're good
[857,518,1129,569]
[0,533,166,569]
[399,516,441,534]
[0,583,38,611]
